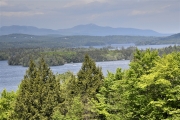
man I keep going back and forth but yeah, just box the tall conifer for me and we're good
[77,54,104,119]
[11,58,62,119]
[77,54,104,98]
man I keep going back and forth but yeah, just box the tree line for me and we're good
[1,33,179,50]
[1,45,180,67]
[0,47,135,67]
[1,49,180,119]
[0,34,161,49]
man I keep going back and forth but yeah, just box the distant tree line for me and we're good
[1,45,180,67]
[0,47,135,66]
[0,34,162,49]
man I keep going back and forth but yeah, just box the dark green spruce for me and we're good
[77,54,104,119]
[10,58,63,119]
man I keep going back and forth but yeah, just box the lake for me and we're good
[0,60,130,92]
[0,44,177,92]
[83,43,178,50]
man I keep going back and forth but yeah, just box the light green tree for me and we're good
[54,71,78,116]
[128,49,159,78]
[91,68,127,120]
[0,89,16,120]
[125,51,180,119]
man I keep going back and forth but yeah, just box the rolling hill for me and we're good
[0,24,169,36]
[0,33,179,49]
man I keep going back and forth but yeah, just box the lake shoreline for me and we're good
[0,60,130,92]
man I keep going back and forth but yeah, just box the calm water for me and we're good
[0,60,130,92]
[83,44,177,50]
[0,44,177,92]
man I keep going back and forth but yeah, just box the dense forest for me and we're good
[0,33,179,67]
[1,45,180,67]
[0,47,135,66]
[0,33,180,49]
[0,49,180,119]
[0,34,157,49]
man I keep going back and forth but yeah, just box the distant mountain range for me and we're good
[0,24,170,36]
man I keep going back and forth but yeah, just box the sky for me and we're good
[0,0,180,33]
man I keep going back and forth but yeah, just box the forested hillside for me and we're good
[1,50,180,119]
[0,34,159,49]
[0,33,179,49]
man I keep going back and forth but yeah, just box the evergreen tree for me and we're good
[77,54,104,98]
[52,55,104,119]
[77,54,104,119]
[10,58,62,119]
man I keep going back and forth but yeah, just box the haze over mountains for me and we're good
[0,24,169,36]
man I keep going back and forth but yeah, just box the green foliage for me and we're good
[76,54,104,119]
[52,95,83,120]
[91,50,180,120]
[0,50,8,60]
[123,51,180,119]
[52,110,64,120]
[128,49,159,78]
[2,45,180,67]
[2,48,180,119]
[0,34,161,49]
[0,89,16,120]
[55,71,78,116]
[0,47,135,66]
[92,69,127,120]
[53,72,85,120]
[77,54,104,98]
[65,95,83,120]
[52,55,104,119]
[10,58,63,119]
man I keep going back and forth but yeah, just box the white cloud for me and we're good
[63,0,107,7]
[0,0,8,6]
[85,0,107,3]
[131,10,161,16]
[1,11,44,17]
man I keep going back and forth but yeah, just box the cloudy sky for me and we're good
[0,0,179,33]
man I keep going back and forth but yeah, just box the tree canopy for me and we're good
[1,49,180,119]
[9,58,63,119]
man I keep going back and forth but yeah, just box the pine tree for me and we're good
[10,58,62,119]
[77,54,104,119]
[53,55,104,119]
[77,54,104,98]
